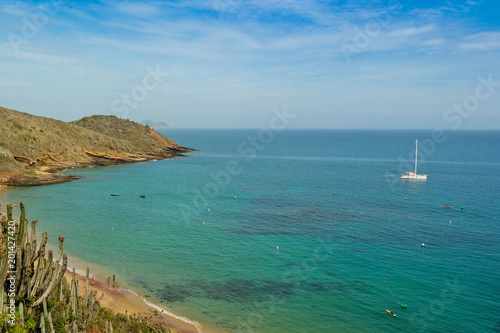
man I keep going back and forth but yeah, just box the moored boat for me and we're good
[386,309,397,317]
[400,140,427,180]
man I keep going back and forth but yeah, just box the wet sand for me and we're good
[0,188,224,333]
[64,269,204,333]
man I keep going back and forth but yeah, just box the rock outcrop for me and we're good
[0,107,193,186]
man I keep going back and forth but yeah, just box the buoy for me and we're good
[404,197,407,200]
[208,208,210,212]
[449,221,452,224]
[276,246,279,250]
[234,196,237,199]
[421,243,426,247]
[203,222,205,225]
[401,304,407,308]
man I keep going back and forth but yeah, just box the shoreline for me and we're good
[63,256,228,333]
[0,193,222,333]
[65,267,204,333]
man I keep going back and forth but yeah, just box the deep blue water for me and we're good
[1,130,499,333]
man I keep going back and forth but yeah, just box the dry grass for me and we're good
[0,106,185,176]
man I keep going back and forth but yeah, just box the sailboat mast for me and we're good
[415,140,418,174]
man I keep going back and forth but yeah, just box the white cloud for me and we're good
[111,1,160,17]
[0,43,73,65]
[1,0,499,128]
[458,32,500,51]
[15,51,72,65]
[0,3,31,16]
[250,0,338,26]
[423,38,446,46]
[390,24,434,37]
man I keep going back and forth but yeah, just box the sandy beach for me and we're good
[64,269,205,333]
[0,190,222,333]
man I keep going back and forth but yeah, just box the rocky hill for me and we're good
[0,106,192,185]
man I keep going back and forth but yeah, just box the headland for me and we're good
[0,106,193,186]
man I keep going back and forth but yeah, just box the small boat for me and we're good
[140,194,146,198]
[111,194,119,196]
[400,140,427,180]
[386,310,397,317]
[400,304,407,308]
[443,205,452,208]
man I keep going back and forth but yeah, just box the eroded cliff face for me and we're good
[0,107,193,186]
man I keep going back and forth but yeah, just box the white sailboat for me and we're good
[400,140,427,180]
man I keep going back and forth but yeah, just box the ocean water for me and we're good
[1,130,500,333]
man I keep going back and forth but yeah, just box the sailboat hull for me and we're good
[400,140,427,180]
[400,173,427,180]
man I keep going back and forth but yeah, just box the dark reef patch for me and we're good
[157,278,297,303]
[158,282,195,302]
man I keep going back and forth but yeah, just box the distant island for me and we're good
[139,120,172,130]
[0,106,193,186]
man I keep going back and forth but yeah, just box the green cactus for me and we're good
[6,204,12,222]
[1,202,167,333]
[18,302,24,328]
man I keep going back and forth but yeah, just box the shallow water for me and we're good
[2,129,499,332]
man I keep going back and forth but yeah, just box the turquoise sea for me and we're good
[1,130,499,333]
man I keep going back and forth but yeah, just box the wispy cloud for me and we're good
[111,1,161,17]
[0,2,38,17]
[390,24,434,37]
[458,31,500,51]
[0,42,74,65]
[17,51,72,64]
[423,38,446,46]
[0,0,499,128]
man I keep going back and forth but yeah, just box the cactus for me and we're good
[19,301,25,328]
[40,314,46,333]
[19,202,25,239]
[6,203,12,222]
[0,204,13,288]
[0,203,81,330]
[85,267,90,307]
[1,202,168,333]
[42,297,55,333]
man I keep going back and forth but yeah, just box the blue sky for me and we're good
[0,0,499,129]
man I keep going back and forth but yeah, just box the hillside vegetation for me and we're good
[0,106,192,185]
[0,202,170,332]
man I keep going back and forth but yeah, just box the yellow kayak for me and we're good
[386,310,397,317]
